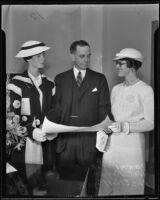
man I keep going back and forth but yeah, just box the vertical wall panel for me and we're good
[81,5,103,73]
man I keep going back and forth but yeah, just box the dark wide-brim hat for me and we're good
[16,40,51,58]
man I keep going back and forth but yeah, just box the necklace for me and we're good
[124,78,140,86]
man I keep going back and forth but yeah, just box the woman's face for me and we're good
[115,60,130,77]
[29,52,45,69]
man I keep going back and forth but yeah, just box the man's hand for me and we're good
[33,128,47,142]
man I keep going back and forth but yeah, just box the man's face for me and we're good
[72,45,91,70]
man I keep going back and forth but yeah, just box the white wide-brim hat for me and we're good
[113,48,144,63]
[16,40,51,58]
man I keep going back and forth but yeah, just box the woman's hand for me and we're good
[32,128,47,142]
[108,122,130,134]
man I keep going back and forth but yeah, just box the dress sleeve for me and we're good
[129,85,154,133]
[141,86,154,124]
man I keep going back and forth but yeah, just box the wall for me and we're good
[81,5,103,73]
[2,5,82,79]
[2,5,103,79]
[2,4,158,90]
[102,4,159,90]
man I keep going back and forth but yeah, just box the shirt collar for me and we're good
[73,67,86,80]
[28,72,41,81]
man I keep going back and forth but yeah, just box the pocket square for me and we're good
[92,88,98,92]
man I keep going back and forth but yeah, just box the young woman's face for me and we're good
[115,60,130,77]
[29,52,45,69]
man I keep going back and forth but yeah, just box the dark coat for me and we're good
[48,68,112,153]
[7,70,55,165]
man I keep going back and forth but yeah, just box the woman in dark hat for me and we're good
[7,40,57,173]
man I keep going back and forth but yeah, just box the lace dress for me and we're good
[98,80,154,196]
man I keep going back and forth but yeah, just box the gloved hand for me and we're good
[108,122,130,134]
[33,128,47,142]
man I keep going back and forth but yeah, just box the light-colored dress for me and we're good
[99,80,154,196]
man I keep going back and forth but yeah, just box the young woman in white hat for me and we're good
[97,48,154,195]
[7,40,57,174]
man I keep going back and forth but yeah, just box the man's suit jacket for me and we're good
[49,68,112,153]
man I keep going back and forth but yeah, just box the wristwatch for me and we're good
[103,128,113,136]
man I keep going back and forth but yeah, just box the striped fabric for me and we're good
[76,71,82,87]
[6,83,22,97]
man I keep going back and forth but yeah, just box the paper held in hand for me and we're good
[96,131,109,152]
[42,115,112,134]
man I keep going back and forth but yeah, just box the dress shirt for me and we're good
[73,67,86,81]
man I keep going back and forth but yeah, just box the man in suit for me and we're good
[47,40,113,195]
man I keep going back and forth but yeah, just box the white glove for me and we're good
[108,122,130,135]
[32,128,47,142]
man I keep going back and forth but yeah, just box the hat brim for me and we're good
[113,55,143,62]
[113,56,126,61]
[16,46,51,58]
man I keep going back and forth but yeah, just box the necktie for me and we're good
[77,71,82,87]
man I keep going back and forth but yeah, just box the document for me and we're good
[42,116,112,152]
[96,131,109,152]
[42,115,112,134]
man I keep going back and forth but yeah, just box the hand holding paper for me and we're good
[83,116,112,132]
[33,128,47,142]
[108,122,130,135]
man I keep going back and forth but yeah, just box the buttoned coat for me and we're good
[49,68,112,154]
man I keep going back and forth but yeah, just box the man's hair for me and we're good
[70,40,90,54]
[120,58,142,71]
